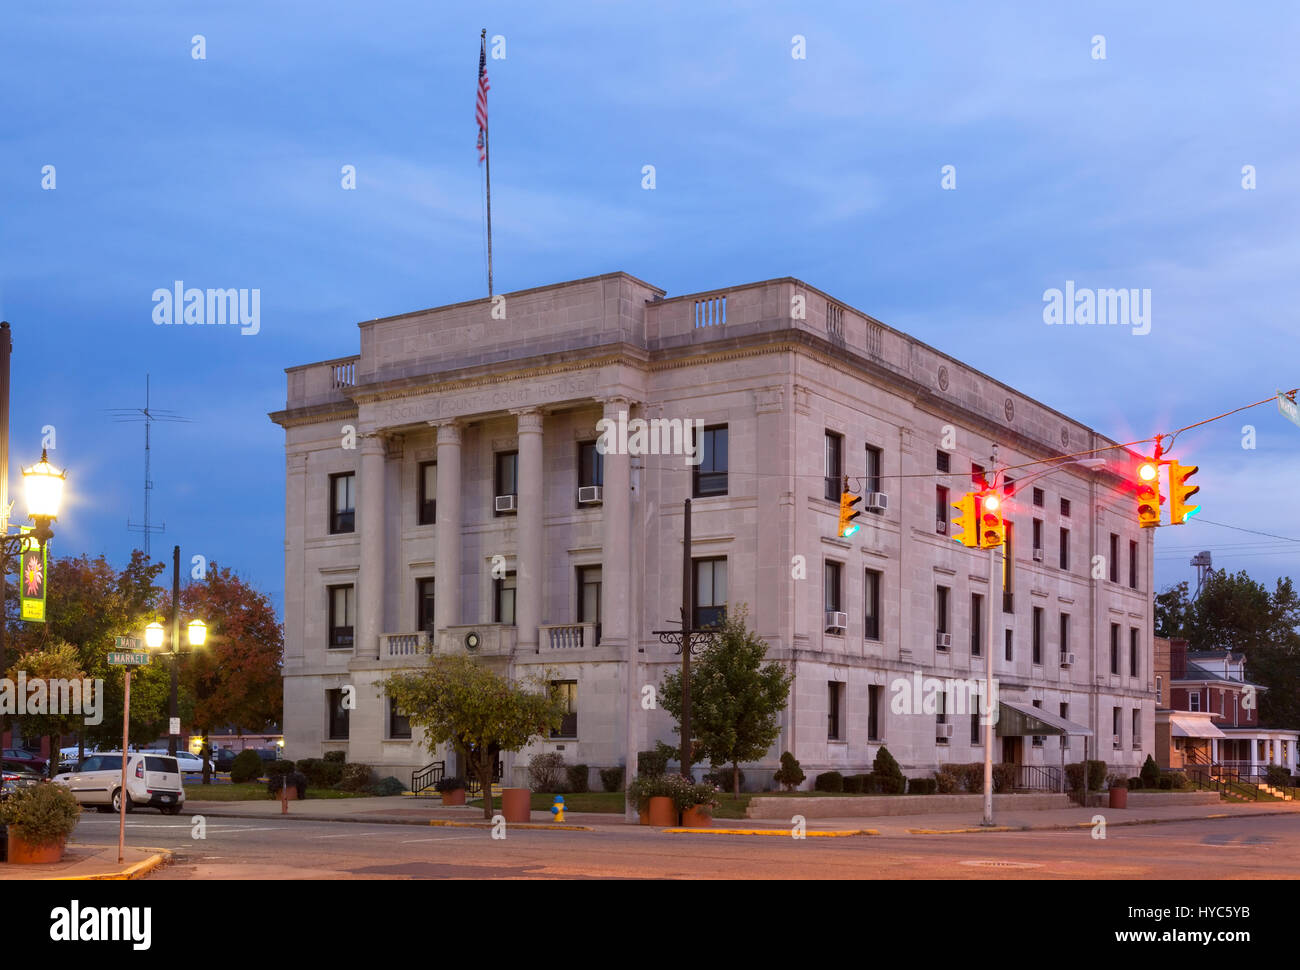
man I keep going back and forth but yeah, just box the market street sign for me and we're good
[107,652,149,666]
[1278,391,1300,430]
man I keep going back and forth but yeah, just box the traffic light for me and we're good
[951,493,977,547]
[838,491,862,537]
[1136,459,1162,528]
[1168,461,1200,524]
[978,490,1005,548]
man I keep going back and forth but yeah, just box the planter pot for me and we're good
[440,789,466,806]
[7,832,66,864]
[1108,787,1128,809]
[681,806,713,828]
[647,795,678,827]
[501,787,531,824]
[638,807,649,826]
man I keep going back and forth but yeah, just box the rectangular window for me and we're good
[328,585,354,649]
[1156,675,1163,706]
[417,461,437,525]
[936,450,950,473]
[1002,522,1014,613]
[1132,709,1141,746]
[1004,629,1013,662]
[1109,534,1120,582]
[936,485,949,535]
[693,425,729,496]
[495,451,518,515]
[970,712,980,745]
[1060,498,1071,518]
[550,680,578,738]
[329,473,355,534]
[494,571,517,624]
[416,578,436,634]
[327,689,350,740]
[1032,518,1042,555]
[578,441,604,489]
[1129,628,1139,677]
[1032,607,1043,665]
[971,462,987,490]
[577,566,602,643]
[1032,487,1044,508]
[1110,624,1120,675]
[935,585,949,636]
[1059,613,1069,658]
[693,557,727,629]
[868,685,882,741]
[824,432,843,500]
[970,593,983,656]
[1060,702,1070,750]
[388,697,411,740]
[1059,528,1070,570]
[864,569,881,640]
[1032,700,1044,747]
[827,682,845,740]
[824,561,843,616]
[864,445,883,511]
[1112,707,1121,748]
[936,688,949,743]
[1129,540,1138,590]
[1190,692,1200,712]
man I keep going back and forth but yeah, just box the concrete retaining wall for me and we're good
[745,793,1072,819]
[1121,791,1221,807]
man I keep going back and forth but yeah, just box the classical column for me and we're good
[514,408,544,652]
[600,398,631,651]
[357,434,387,660]
[433,421,463,632]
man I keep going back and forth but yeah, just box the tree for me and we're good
[1188,570,1273,655]
[658,607,794,798]
[383,656,566,818]
[175,562,284,783]
[4,642,87,776]
[1154,581,1191,639]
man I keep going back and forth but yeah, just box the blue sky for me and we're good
[2,1,1298,613]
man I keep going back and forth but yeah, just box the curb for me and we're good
[908,826,1016,835]
[905,808,1300,836]
[52,848,173,881]
[181,810,596,831]
[427,819,594,831]
[662,827,876,837]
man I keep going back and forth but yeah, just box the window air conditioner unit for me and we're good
[577,486,603,504]
[936,724,954,740]
[1032,548,1044,562]
[935,632,952,650]
[865,492,889,511]
[824,611,848,632]
[495,494,517,513]
[936,520,947,534]
[1059,652,1075,668]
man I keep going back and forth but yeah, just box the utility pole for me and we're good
[168,545,181,756]
[679,499,693,779]
[0,322,10,695]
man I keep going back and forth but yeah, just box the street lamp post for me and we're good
[145,559,206,759]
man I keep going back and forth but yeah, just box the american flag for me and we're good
[476,35,490,163]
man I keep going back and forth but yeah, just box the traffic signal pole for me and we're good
[981,541,999,826]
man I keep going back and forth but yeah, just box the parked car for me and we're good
[1,764,44,799]
[138,750,214,774]
[212,747,239,772]
[2,748,46,773]
[53,753,184,814]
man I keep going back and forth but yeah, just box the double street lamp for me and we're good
[0,448,67,677]
[144,610,207,757]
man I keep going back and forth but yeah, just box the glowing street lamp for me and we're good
[144,620,166,650]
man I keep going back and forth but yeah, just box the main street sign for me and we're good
[114,636,143,651]
[1278,391,1300,430]
[107,652,149,666]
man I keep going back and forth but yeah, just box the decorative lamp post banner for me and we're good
[19,527,46,622]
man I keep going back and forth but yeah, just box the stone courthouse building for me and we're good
[270,272,1155,790]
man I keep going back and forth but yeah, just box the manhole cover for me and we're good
[959,860,1042,869]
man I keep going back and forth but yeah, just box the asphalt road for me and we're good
[70,812,1300,879]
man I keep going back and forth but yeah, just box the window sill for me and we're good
[827,739,848,745]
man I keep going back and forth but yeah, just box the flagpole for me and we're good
[481,27,494,298]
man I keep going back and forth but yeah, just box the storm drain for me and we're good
[959,860,1043,869]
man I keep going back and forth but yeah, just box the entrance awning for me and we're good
[1169,714,1227,739]
[997,700,1094,738]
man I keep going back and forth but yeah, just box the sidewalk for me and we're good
[0,844,171,880]
[181,795,1300,836]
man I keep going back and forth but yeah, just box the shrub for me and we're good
[638,748,669,778]
[1140,754,1160,788]
[1086,760,1107,791]
[1158,774,1174,790]
[230,749,263,784]
[706,766,744,792]
[599,766,625,792]
[873,748,906,794]
[626,772,688,810]
[528,752,566,791]
[338,763,376,792]
[935,766,961,794]
[268,771,308,799]
[565,764,590,793]
[367,776,406,796]
[907,777,938,795]
[842,773,867,794]
[773,752,805,791]
[1127,776,1144,790]
[323,750,347,764]
[435,775,467,793]
[264,760,296,780]
[297,758,343,788]
[992,763,1017,794]
[0,780,81,847]
[1107,774,1128,790]
[814,771,844,793]
[959,763,984,793]
[1266,765,1291,788]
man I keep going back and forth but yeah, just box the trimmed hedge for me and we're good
[297,758,343,788]
[814,771,844,793]
[774,752,805,791]
[338,763,375,792]
[873,748,906,794]
[323,750,347,764]
[637,748,669,778]
[599,766,625,792]
[230,749,263,784]
[565,764,590,794]
[907,777,938,795]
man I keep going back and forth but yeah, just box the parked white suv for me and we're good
[54,753,185,814]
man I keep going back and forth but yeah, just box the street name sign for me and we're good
[107,652,149,666]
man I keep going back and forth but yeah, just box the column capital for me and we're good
[511,408,544,434]
[359,433,386,456]
[431,421,463,446]
[599,395,634,417]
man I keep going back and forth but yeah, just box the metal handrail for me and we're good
[411,760,445,794]
[465,760,503,796]
[1016,764,1062,792]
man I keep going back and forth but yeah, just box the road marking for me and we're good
[398,835,481,844]
[310,831,389,839]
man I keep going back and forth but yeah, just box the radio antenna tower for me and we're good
[108,375,189,558]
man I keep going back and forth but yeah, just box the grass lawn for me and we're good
[183,782,371,801]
